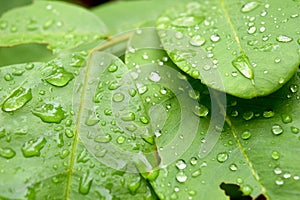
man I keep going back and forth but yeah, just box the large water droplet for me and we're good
[44,68,74,87]
[21,137,47,157]
[232,55,254,79]
[0,147,16,159]
[79,170,93,195]
[276,35,293,43]
[217,152,229,163]
[241,2,260,13]
[271,124,283,135]
[172,16,205,27]
[189,35,206,47]
[32,103,66,123]
[2,87,32,112]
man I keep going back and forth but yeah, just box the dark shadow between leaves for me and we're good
[0,43,54,67]
[220,182,267,200]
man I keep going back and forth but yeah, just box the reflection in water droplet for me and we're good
[189,35,206,47]
[0,147,16,159]
[276,35,293,43]
[21,137,47,157]
[32,103,66,123]
[217,152,229,163]
[271,124,283,135]
[2,87,32,112]
[241,2,259,13]
[44,68,74,87]
[232,55,253,79]
[176,171,188,183]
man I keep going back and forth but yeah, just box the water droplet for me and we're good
[243,111,254,120]
[176,171,188,183]
[283,172,291,179]
[210,34,220,42]
[263,110,275,118]
[191,169,201,177]
[275,178,284,185]
[281,114,292,124]
[175,32,183,39]
[247,26,257,34]
[112,93,125,102]
[271,124,283,135]
[121,112,135,121]
[139,116,149,124]
[175,159,187,170]
[217,152,229,163]
[117,135,126,144]
[60,149,70,159]
[2,87,32,112]
[21,137,47,157]
[232,55,253,79]
[241,185,253,195]
[289,84,299,93]
[71,53,86,68]
[128,177,141,194]
[44,68,74,87]
[276,35,293,43]
[290,126,299,134]
[172,16,205,27]
[79,170,93,195]
[190,157,198,165]
[138,85,148,94]
[193,104,209,117]
[278,77,285,85]
[65,129,74,138]
[241,2,260,13]
[149,72,161,82]
[94,133,112,143]
[189,35,206,47]
[241,130,251,140]
[274,167,282,174]
[229,163,238,171]
[0,147,16,159]
[271,151,280,160]
[191,70,200,79]
[108,65,118,72]
[4,73,13,81]
[32,103,66,123]
[43,19,55,30]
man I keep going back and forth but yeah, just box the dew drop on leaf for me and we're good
[94,133,112,143]
[210,34,220,42]
[21,137,47,157]
[274,167,282,175]
[290,126,299,134]
[241,130,251,140]
[289,84,299,93]
[2,87,32,112]
[191,169,201,177]
[79,170,93,195]
[232,55,254,79]
[176,171,188,183]
[229,163,238,171]
[70,53,86,68]
[276,35,293,43]
[172,16,205,27]
[271,151,280,160]
[32,103,66,123]
[108,65,118,72]
[0,147,16,159]
[241,185,253,195]
[263,110,275,118]
[189,35,206,47]
[44,68,74,87]
[241,2,260,13]
[242,111,254,120]
[175,159,187,170]
[271,124,283,135]
[149,72,161,82]
[217,152,229,163]
[190,157,198,166]
[112,92,125,102]
[127,177,141,195]
[281,114,293,124]
[4,73,13,81]
[116,135,126,144]
[193,104,209,117]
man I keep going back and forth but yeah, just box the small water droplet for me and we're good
[247,26,257,34]
[263,110,275,118]
[241,2,260,13]
[108,65,118,72]
[112,93,125,102]
[243,111,254,120]
[241,130,251,140]
[149,72,161,82]
[138,85,148,94]
[43,20,55,30]
[275,178,284,185]
[189,35,206,47]
[193,104,209,117]
[70,53,86,68]
[32,103,66,123]
[190,157,198,166]
[241,185,253,195]
[281,114,292,124]
[232,55,253,79]
[4,73,13,81]
[128,177,141,194]
[0,147,16,159]
[191,169,201,177]
[276,35,293,43]
[116,135,126,144]
[290,126,299,134]
[2,87,32,112]
[175,159,187,170]
[94,133,112,143]
[271,151,280,160]
[172,16,205,27]
[289,84,299,93]
[210,34,220,42]
[229,163,238,171]
[44,68,74,87]
[274,167,282,174]
[274,57,281,63]
[176,171,188,183]
[121,112,135,121]
[283,172,291,179]
[271,124,283,135]
[79,170,93,195]
[217,152,229,163]
[139,116,149,124]
[21,137,47,157]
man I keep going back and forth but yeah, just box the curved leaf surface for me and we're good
[156,0,300,98]
[0,1,108,52]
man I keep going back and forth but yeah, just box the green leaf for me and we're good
[0,1,108,52]
[156,0,300,99]
[0,0,32,16]
[148,70,300,199]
